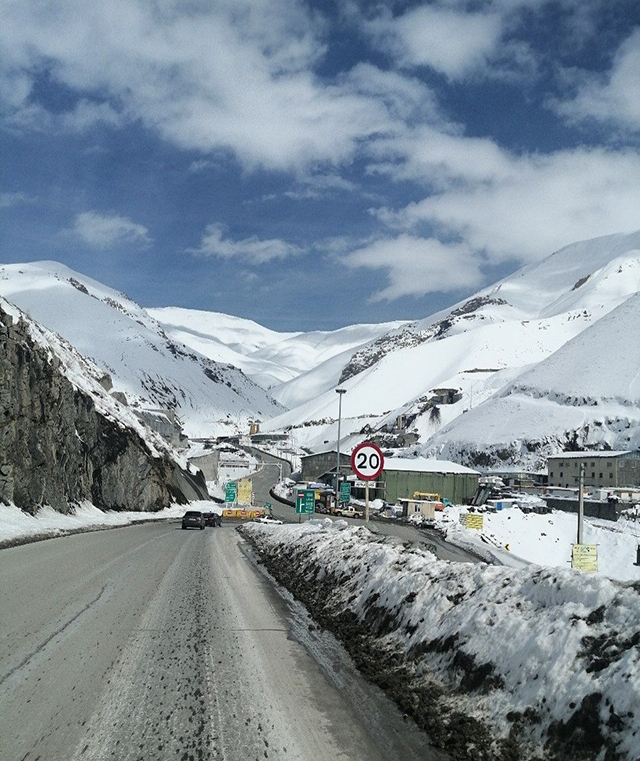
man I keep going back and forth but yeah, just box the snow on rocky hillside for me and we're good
[262,231,640,461]
[0,263,284,438]
[0,295,177,464]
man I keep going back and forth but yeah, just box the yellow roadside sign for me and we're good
[572,544,598,572]
[222,508,265,520]
[466,514,484,531]
[237,477,252,505]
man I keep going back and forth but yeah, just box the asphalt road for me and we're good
[0,520,447,761]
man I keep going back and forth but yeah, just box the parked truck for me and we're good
[333,505,364,518]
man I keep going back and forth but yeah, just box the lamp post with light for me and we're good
[335,388,347,506]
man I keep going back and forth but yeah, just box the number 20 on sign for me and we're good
[350,442,385,481]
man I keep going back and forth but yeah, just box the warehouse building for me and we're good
[547,451,640,489]
[301,451,479,505]
[381,458,480,505]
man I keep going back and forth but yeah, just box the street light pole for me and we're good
[335,388,347,506]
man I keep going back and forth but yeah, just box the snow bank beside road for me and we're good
[241,519,640,761]
[0,501,221,548]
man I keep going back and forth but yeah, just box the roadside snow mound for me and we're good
[241,520,640,761]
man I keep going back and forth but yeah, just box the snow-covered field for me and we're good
[428,505,640,582]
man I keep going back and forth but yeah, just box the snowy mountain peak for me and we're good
[260,230,640,463]
[0,262,284,438]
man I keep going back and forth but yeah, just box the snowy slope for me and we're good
[150,305,408,394]
[255,322,409,380]
[147,306,301,388]
[0,263,284,438]
[427,290,640,468]
[263,231,640,459]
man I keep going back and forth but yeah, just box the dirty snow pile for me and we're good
[242,519,640,761]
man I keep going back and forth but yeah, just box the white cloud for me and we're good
[371,136,640,265]
[6,99,122,133]
[364,5,504,80]
[342,235,483,300]
[343,62,442,122]
[367,125,515,189]
[282,173,357,200]
[554,28,640,133]
[0,0,398,172]
[0,190,32,208]
[73,212,151,249]
[190,224,303,264]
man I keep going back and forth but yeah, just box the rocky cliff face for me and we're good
[0,306,208,514]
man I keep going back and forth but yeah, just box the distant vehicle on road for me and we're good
[181,510,205,530]
[254,515,284,525]
[203,512,217,527]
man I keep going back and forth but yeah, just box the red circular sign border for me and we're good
[350,441,385,481]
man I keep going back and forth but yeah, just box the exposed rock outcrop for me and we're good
[0,305,208,514]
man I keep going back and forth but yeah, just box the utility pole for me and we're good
[577,462,585,545]
[335,388,347,505]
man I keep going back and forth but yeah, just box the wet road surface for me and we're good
[0,521,447,761]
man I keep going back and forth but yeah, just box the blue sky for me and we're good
[2,0,640,331]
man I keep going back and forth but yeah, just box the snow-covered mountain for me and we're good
[427,289,640,469]
[261,230,640,462]
[3,230,639,468]
[149,305,408,395]
[0,263,284,438]
[146,307,302,389]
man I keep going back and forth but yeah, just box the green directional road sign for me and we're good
[264,502,272,510]
[339,482,351,504]
[295,489,315,514]
[225,482,238,503]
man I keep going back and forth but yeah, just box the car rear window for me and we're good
[184,511,201,517]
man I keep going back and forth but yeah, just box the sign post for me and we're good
[350,442,384,524]
[225,481,238,505]
[572,544,598,572]
[339,481,351,504]
[295,489,315,521]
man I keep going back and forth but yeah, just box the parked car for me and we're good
[254,515,284,525]
[182,510,205,530]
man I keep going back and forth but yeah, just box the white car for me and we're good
[255,515,284,525]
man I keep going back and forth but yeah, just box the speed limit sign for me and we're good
[350,442,385,481]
